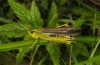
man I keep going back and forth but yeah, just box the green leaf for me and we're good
[72,14,85,28]
[16,51,25,62]
[73,43,89,57]
[16,46,30,62]
[31,0,43,28]
[8,0,31,24]
[89,40,100,58]
[0,22,30,38]
[46,44,60,65]
[38,54,48,65]
[75,55,100,65]
[8,0,43,28]
[47,2,58,28]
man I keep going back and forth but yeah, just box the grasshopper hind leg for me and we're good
[69,36,76,44]
[65,35,76,44]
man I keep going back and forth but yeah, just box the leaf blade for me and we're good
[47,2,58,28]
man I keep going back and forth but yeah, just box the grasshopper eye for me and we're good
[29,30,35,33]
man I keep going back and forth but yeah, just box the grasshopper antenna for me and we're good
[14,18,28,31]
[68,13,73,21]
[68,13,74,25]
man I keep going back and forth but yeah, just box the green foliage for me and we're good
[73,43,89,57]
[47,2,58,28]
[0,0,100,65]
[75,55,100,65]
[76,0,100,16]
[30,1,43,28]
[0,17,13,23]
[72,16,85,28]
[46,44,60,65]
[8,0,43,28]
[0,22,30,38]
[0,40,32,51]
[59,0,67,6]
[16,46,30,62]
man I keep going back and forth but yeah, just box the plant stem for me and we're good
[75,36,100,43]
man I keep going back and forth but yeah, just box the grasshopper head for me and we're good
[28,29,36,37]
[28,29,42,38]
